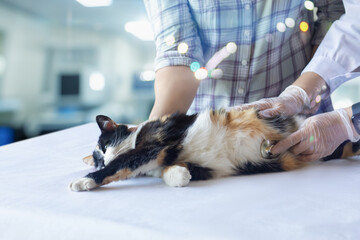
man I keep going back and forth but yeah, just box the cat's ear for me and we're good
[128,126,138,132]
[96,115,118,133]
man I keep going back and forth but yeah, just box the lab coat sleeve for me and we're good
[303,0,360,94]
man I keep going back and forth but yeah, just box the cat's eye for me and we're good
[103,143,111,152]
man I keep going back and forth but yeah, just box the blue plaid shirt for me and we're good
[144,0,344,114]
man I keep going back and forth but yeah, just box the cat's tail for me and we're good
[323,140,360,161]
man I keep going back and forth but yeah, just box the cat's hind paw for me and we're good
[163,165,192,187]
[69,177,98,192]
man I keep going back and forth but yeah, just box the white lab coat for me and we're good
[303,0,360,93]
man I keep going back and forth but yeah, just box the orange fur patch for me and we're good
[156,148,167,165]
[103,168,132,185]
[341,142,360,158]
[210,109,283,140]
[280,152,305,171]
[82,155,95,166]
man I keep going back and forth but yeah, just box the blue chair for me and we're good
[0,127,14,146]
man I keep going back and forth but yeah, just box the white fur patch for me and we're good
[145,167,163,178]
[69,177,98,192]
[162,166,192,187]
[179,110,265,178]
[131,159,159,178]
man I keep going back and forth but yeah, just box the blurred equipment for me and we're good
[25,48,110,137]
[0,126,14,146]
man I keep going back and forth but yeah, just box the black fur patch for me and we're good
[261,115,297,134]
[92,150,105,169]
[162,145,183,166]
[323,141,349,161]
[352,140,360,153]
[136,113,198,146]
[186,163,213,180]
[86,147,163,184]
[236,160,284,175]
[97,125,131,152]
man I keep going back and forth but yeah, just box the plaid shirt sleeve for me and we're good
[312,0,345,45]
[144,0,205,72]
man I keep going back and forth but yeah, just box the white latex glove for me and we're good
[271,109,360,162]
[238,85,311,118]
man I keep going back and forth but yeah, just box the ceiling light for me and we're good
[76,0,113,8]
[124,21,154,41]
[89,72,105,91]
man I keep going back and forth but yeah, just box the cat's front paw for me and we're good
[69,177,98,192]
[163,165,192,187]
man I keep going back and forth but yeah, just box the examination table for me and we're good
[1,123,360,240]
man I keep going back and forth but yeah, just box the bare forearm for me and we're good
[292,72,326,101]
[149,66,199,120]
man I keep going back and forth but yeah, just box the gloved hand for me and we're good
[270,108,360,161]
[238,85,311,118]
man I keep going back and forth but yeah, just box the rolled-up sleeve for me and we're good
[144,0,204,72]
[312,0,345,45]
[303,0,360,93]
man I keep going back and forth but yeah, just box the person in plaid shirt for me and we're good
[144,0,344,120]
[247,0,360,161]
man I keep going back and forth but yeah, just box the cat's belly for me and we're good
[179,111,265,177]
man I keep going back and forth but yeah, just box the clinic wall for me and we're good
[0,6,47,126]
[0,5,155,128]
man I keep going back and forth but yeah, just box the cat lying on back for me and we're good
[69,108,360,191]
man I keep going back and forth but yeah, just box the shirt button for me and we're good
[238,88,244,94]
[241,60,248,66]
[245,4,250,10]
[244,30,250,36]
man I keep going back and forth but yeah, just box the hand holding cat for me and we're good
[271,109,360,161]
[238,85,311,118]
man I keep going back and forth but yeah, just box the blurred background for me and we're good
[0,0,157,145]
[0,0,359,146]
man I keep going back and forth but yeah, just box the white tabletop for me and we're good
[1,123,360,240]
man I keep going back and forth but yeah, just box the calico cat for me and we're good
[69,108,360,191]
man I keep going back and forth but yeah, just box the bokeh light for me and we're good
[178,42,189,54]
[206,43,236,70]
[264,33,273,43]
[89,72,105,91]
[140,70,156,81]
[276,22,286,32]
[226,42,237,54]
[304,1,315,11]
[165,35,175,46]
[210,68,223,79]
[285,18,295,28]
[299,21,309,32]
[190,61,201,72]
[194,67,208,80]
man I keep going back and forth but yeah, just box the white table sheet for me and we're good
[1,123,360,240]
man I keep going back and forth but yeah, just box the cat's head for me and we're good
[84,115,137,169]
